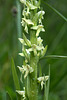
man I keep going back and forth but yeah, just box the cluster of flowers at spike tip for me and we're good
[37,76,49,90]
[17,64,34,79]
[20,0,45,36]
[16,87,26,100]
[18,33,48,58]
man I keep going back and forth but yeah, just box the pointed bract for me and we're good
[23,33,31,47]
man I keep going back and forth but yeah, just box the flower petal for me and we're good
[17,66,24,74]
[19,53,24,57]
[26,2,37,10]
[16,90,25,95]
[22,18,34,25]
[20,0,26,4]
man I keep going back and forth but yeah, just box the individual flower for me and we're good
[22,6,30,17]
[20,0,37,10]
[38,11,45,24]
[18,36,31,60]
[17,64,34,78]
[16,87,26,100]
[31,25,45,37]
[27,43,44,56]
[37,37,43,45]
[21,18,34,33]
[18,34,31,47]
[18,38,26,45]
[20,0,26,5]
[37,76,49,90]
[22,18,34,25]
[26,1,37,10]
[19,52,24,57]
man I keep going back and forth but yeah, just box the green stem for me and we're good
[27,31,38,100]
[30,32,38,100]
[16,0,22,65]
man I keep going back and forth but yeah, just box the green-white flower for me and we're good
[26,1,37,10]
[32,10,45,24]
[19,53,24,57]
[37,37,43,46]
[19,36,31,47]
[21,48,30,60]
[17,64,34,78]
[21,18,34,33]
[22,18,34,25]
[37,76,49,90]
[27,44,44,56]
[31,25,45,37]
[20,0,37,10]
[16,87,26,100]
[38,11,45,24]
[20,0,26,5]
[22,7,30,17]
[18,38,26,45]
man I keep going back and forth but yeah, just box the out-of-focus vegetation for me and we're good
[0,0,67,100]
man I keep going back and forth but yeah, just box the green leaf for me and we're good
[50,69,67,91]
[11,58,21,100]
[43,2,67,22]
[46,65,50,100]
[5,86,16,100]
[49,23,67,53]
[40,55,67,61]
[6,92,12,100]
[2,91,7,100]
[44,76,47,100]
[40,45,48,58]
[46,55,67,58]
[11,58,20,90]
[18,38,24,44]
[44,65,50,100]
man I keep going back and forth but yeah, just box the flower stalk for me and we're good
[17,0,49,99]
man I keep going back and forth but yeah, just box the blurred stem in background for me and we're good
[16,0,22,66]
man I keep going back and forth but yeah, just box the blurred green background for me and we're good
[0,0,67,100]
